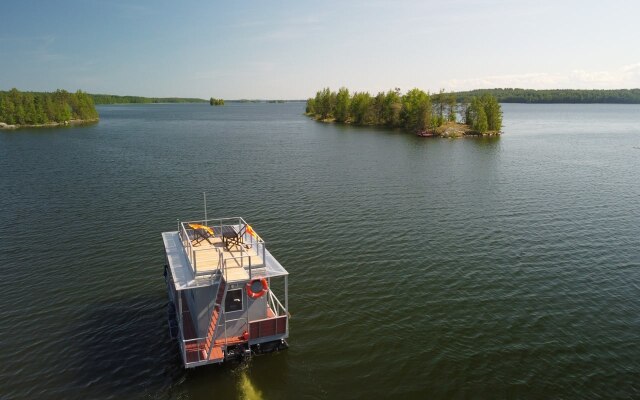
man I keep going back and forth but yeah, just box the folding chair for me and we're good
[188,223,214,245]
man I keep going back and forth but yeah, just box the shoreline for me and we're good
[0,118,99,130]
[421,121,501,138]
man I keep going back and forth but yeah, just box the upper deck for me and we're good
[163,217,288,290]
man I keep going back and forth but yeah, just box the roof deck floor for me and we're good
[190,235,264,281]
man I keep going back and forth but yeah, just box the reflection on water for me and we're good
[238,370,264,400]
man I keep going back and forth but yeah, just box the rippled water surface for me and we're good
[1,103,639,399]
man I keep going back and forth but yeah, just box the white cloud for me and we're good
[444,63,640,90]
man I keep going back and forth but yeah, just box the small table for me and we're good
[221,225,242,249]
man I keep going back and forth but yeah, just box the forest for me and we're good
[210,98,225,105]
[453,88,640,104]
[0,88,99,126]
[91,94,206,104]
[306,88,502,134]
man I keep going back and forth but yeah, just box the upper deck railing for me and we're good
[177,217,267,282]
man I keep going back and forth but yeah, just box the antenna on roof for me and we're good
[203,191,207,223]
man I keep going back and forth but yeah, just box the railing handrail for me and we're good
[224,316,248,324]
[222,253,254,280]
[192,245,222,277]
[223,253,253,263]
[180,219,271,281]
[268,290,286,315]
[180,222,223,277]
[181,336,210,365]
[183,336,207,343]
[181,219,265,244]
[250,314,287,324]
[184,216,246,225]
[180,223,194,266]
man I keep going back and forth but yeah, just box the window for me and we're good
[225,289,243,312]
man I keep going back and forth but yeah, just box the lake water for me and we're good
[0,103,639,399]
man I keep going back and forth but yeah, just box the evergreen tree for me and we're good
[446,93,457,122]
[305,98,316,114]
[481,94,502,131]
[334,87,351,123]
[461,97,471,125]
[432,89,445,126]
[371,91,386,125]
[44,97,56,122]
[383,89,402,128]
[15,104,26,124]
[1,96,16,124]
[314,88,335,119]
[474,104,488,133]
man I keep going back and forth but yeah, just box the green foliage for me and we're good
[481,93,502,131]
[382,89,402,127]
[334,87,351,123]
[371,92,386,126]
[466,94,501,133]
[210,97,225,106]
[350,92,373,124]
[453,88,640,104]
[305,98,316,114]
[475,105,489,133]
[314,88,335,119]
[0,88,98,126]
[401,88,432,132]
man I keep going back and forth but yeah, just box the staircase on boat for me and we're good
[203,279,226,360]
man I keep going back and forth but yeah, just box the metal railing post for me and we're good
[284,275,289,333]
[192,250,196,274]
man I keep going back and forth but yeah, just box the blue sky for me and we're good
[1,0,639,99]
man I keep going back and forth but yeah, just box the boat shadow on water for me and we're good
[67,295,288,398]
[66,295,184,398]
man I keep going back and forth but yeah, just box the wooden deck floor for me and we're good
[190,236,263,281]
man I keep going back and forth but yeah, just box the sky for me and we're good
[1,0,639,99]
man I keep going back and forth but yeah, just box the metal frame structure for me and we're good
[163,216,289,368]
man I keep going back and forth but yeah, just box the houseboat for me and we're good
[162,217,289,368]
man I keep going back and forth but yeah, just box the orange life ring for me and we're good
[247,278,268,299]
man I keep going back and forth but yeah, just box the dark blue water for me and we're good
[0,103,639,399]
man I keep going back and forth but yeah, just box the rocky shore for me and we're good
[311,117,500,138]
[418,121,501,138]
[0,118,99,130]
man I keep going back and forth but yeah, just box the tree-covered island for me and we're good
[0,88,99,129]
[306,88,502,137]
[210,97,225,106]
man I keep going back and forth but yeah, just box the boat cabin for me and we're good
[162,217,289,368]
